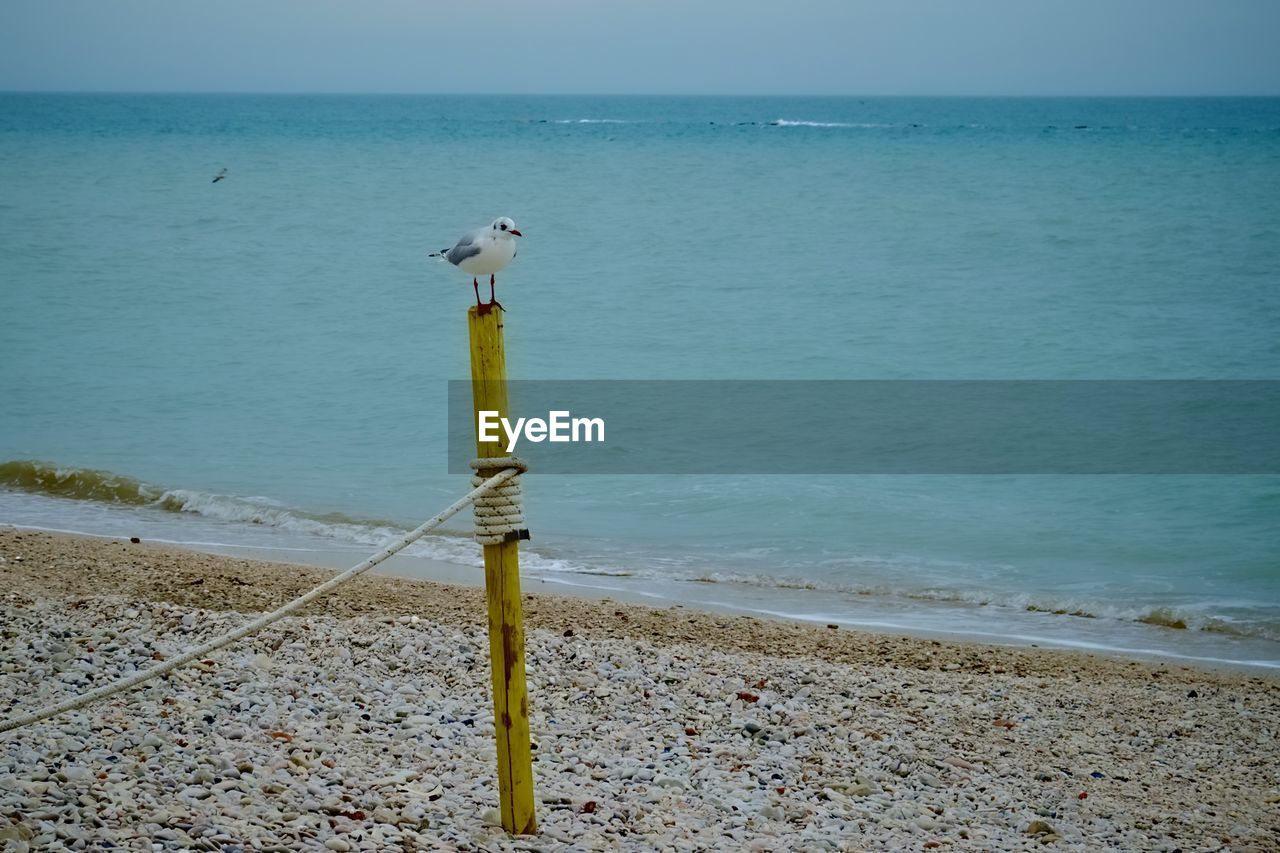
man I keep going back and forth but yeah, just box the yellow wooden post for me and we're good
[467,305,537,835]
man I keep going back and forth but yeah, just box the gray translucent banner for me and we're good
[446,381,1280,474]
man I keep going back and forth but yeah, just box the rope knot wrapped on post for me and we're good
[469,456,530,545]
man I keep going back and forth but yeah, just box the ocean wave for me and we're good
[0,460,165,506]
[155,489,409,545]
[0,459,417,543]
[769,119,895,128]
[553,119,631,124]
[0,460,591,577]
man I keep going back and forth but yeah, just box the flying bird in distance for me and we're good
[211,168,227,183]
[429,217,523,311]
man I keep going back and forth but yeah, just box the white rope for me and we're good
[0,467,523,736]
[469,456,529,545]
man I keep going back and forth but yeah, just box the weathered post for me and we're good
[467,305,537,835]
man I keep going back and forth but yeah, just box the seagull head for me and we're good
[491,217,522,238]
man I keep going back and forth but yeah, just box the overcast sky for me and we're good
[2,0,1277,96]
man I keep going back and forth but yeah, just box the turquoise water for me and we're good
[2,94,1279,665]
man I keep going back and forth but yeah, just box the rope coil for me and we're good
[469,456,530,544]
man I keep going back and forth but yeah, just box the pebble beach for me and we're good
[2,528,1278,851]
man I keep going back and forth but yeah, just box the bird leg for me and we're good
[474,277,499,315]
[487,274,504,311]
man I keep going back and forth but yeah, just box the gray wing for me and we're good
[443,228,485,266]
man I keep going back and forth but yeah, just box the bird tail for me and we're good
[427,249,449,261]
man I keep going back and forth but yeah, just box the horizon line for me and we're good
[3,89,1279,99]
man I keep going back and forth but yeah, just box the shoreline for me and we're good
[5,526,1275,680]
[3,527,1280,849]
[7,519,1278,675]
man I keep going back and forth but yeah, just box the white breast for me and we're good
[457,235,517,276]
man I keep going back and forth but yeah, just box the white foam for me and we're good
[158,489,406,548]
[770,119,894,128]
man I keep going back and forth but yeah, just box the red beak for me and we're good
[509,229,522,237]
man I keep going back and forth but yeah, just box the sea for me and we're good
[2,94,1278,669]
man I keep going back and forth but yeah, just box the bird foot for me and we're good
[476,300,503,316]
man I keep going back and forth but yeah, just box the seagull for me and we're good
[211,168,227,183]
[429,217,522,311]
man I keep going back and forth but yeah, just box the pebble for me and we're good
[1026,819,1056,836]
[0,584,1276,851]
